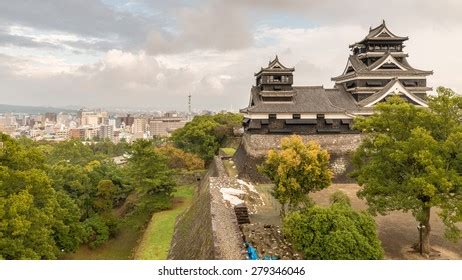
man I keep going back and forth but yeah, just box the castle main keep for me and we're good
[240,21,432,134]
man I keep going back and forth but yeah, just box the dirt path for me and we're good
[310,184,462,259]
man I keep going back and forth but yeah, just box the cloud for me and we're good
[0,0,461,111]
[145,0,254,54]
[232,0,462,27]
[0,50,238,109]
[0,31,59,49]
[0,0,147,38]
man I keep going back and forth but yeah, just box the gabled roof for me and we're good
[349,20,408,48]
[240,86,361,114]
[369,53,407,70]
[358,78,428,107]
[332,53,433,81]
[255,55,295,76]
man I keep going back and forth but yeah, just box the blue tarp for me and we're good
[245,242,259,260]
[245,242,280,260]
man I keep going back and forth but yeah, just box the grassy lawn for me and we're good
[64,186,194,260]
[220,147,236,156]
[134,185,194,260]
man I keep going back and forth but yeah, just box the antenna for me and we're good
[188,93,192,117]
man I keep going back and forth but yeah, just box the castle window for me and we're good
[293,114,301,119]
[403,81,418,87]
[262,97,292,102]
[366,81,383,87]
[273,75,282,82]
[269,114,277,120]
[332,120,340,129]
[346,81,356,88]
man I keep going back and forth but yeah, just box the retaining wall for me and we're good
[168,157,245,260]
[234,133,362,183]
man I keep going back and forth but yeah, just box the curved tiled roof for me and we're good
[332,54,433,81]
[349,20,408,48]
[241,86,360,114]
[358,78,428,107]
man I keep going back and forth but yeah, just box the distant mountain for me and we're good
[0,104,76,114]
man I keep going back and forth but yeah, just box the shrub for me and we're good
[283,192,383,260]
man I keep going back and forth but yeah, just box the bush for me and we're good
[155,144,204,171]
[329,190,351,206]
[83,214,119,249]
[283,192,383,260]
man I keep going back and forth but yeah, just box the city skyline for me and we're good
[1,0,461,110]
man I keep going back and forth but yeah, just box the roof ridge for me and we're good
[293,85,324,88]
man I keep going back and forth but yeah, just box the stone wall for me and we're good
[168,156,245,260]
[235,133,362,183]
[168,164,216,259]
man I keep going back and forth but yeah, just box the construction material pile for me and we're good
[240,223,302,260]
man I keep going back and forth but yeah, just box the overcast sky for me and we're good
[0,0,461,111]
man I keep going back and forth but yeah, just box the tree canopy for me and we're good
[283,191,384,260]
[0,135,83,259]
[155,144,205,171]
[259,135,332,215]
[0,134,177,259]
[126,140,176,212]
[352,87,462,254]
[171,113,243,161]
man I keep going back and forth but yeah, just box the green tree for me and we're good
[82,214,118,249]
[0,135,88,258]
[171,116,221,161]
[93,180,117,212]
[48,161,93,218]
[259,135,332,216]
[127,140,176,211]
[52,191,85,253]
[352,88,462,254]
[0,134,45,171]
[0,167,83,259]
[47,140,98,165]
[211,112,244,143]
[89,140,130,157]
[171,113,243,161]
[283,191,384,260]
[0,134,135,258]
[155,144,205,171]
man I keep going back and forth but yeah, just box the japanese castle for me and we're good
[240,21,433,134]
